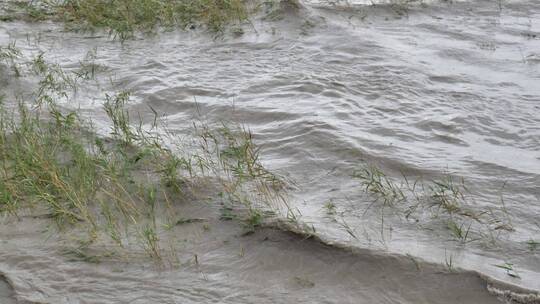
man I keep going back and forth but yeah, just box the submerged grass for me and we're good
[353,164,405,206]
[353,163,515,244]
[0,94,180,243]
[0,44,286,259]
[0,42,21,76]
[493,262,521,279]
[526,239,539,252]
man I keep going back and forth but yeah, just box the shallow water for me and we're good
[0,275,16,304]
[0,202,506,304]
[1,0,540,302]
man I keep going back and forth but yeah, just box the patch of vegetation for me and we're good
[197,120,289,220]
[444,250,455,272]
[323,200,337,215]
[447,219,474,244]
[242,208,263,233]
[0,42,21,76]
[353,164,405,206]
[0,44,286,260]
[175,217,206,225]
[17,0,250,39]
[526,239,539,252]
[219,204,237,221]
[429,175,466,215]
[0,89,190,253]
[293,276,315,288]
[353,164,515,244]
[62,245,114,263]
[493,262,521,279]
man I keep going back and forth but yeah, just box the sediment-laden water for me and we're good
[1,0,540,303]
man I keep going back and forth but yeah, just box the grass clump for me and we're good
[526,239,539,252]
[493,262,521,279]
[197,122,289,233]
[197,122,288,205]
[0,94,181,240]
[353,164,405,206]
[447,220,473,243]
[323,200,336,216]
[428,175,468,216]
[353,163,515,244]
[0,42,21,76]
[21,0,249,39]
[0,46,286,259]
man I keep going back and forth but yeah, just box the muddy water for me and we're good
[1,0,540,302]
[0,276,16,304]
[0,200,507,304]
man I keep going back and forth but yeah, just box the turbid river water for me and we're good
[1,0,540,303]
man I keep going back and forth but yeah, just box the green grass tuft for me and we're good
[22,0,250,39]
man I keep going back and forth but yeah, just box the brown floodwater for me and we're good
[1,0,540,302]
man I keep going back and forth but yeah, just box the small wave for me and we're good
[0,274,17,304]
[487,283,540,304]
[272,218,540,304]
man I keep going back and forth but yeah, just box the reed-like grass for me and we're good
[353,164,515,244]
[353,164,405,206]
[0,45,286,260]
[0,42,21,76]
[493,262,521,279]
